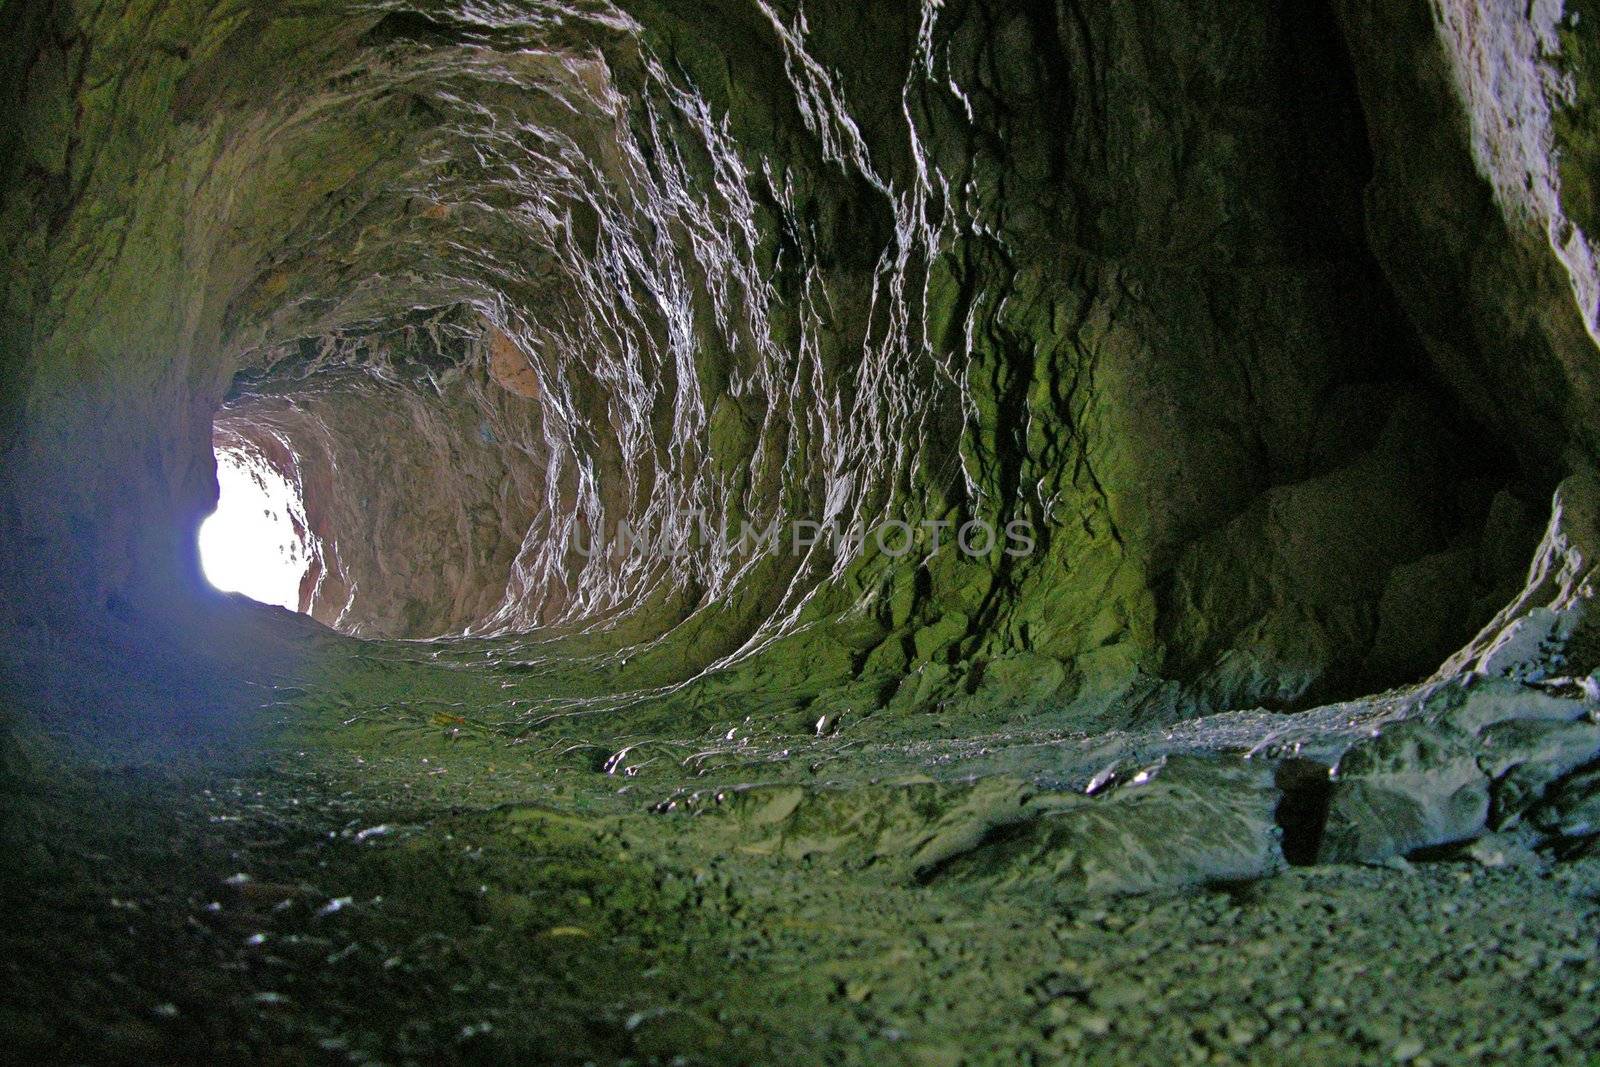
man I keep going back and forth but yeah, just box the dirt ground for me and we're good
[4,629,1599,1066]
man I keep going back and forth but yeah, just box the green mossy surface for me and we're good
[1,0,1550,713]
[6,665,1600,1065]
[6,1,1600,1060]
[1558,0,1600,242]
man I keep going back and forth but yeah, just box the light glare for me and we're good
[199,452,308,611]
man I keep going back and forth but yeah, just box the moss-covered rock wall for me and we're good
[3,0,1598,726]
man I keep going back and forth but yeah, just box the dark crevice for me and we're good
[1274,759,1334,866]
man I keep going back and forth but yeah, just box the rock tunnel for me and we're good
[6,0,1600,1061]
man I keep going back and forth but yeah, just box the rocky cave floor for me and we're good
[4,623,1600,1066]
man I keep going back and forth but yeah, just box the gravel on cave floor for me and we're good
[4,705,1599,1067]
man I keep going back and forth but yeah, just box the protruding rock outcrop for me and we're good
[664,754,1284,899]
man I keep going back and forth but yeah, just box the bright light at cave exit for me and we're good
[198,451,308,610]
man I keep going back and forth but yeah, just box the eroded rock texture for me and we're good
[13,3,1600,1061]
[4,0,1600,887]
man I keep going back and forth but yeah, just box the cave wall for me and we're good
[3,0,1598,725]
[655,0,1558,718]
[1333,0,1600,475]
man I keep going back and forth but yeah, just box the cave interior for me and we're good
[6,0,1600,1061]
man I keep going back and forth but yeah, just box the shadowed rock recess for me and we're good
[7,0,1600,1062]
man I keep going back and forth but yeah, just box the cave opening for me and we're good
[198,438,311,613]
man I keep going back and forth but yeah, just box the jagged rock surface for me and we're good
[4,0,1591,715]
[7,7,1600,1060]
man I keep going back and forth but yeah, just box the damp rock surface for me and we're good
[1,0,1574,712]
[6,0,1600,1063]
